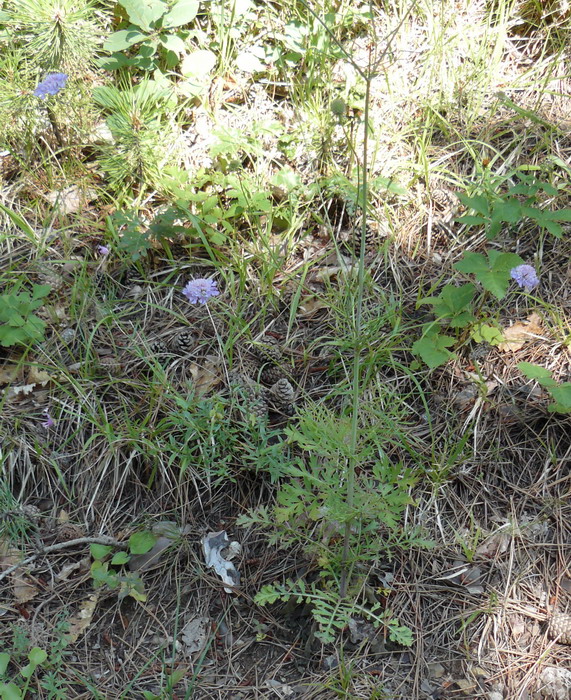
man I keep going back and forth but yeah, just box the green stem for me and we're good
[339,58,372,599]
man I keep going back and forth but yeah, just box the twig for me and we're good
[0,535,125,583]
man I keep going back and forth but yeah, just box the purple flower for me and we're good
[182,278,220,305]
[42,410,55,429]
[34,73,68,99]
[97,245,110,255]
[510,264,539,291]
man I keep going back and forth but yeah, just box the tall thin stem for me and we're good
[339,56,372,598]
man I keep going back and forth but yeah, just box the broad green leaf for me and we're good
[31,284,52,301]
[111,551,131,565]
[27,648,47,666]
[103,28,148,52]
[471,323,504,345]
[90,543,112,560]
[159,33,186,54]
[517,362,556,387]
[542,220,563,237]
[548,208,571,221]
[548,383,571,413]
[492,198,521,223]
[457,214,486,226]
[120,0,166,31]
[162,0,199,28]
[412,332,455,368]
[129,530,156,554]
[0,682,23,700]
[456,193,489,215]
[180,49,217,77]
[454,252,488,274]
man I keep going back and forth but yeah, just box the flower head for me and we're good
[182,278,220,305]
[510,264,539,291]
[34,73,68,99]
[42,410,55,429]
[97,245,110,256]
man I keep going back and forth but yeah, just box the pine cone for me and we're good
[171,329,197,354]
[251,335,282,363]
[148,339,169,355]
[269,378,295,415]
[260,364,285,386]
[548,612,571,644]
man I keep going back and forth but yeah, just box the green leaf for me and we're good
[90,543,113,560]
[103,28,148,52]
[547,208,571,221]
[162,0,199,28]
[412,331,455,368]
[0,653,10,676]
[548,383,571,413]
[180,49,217,77]
[120,0,167,30]
[542,220,563,237]
[454,252,488,274]
[158,33,186,54]
[0,682,23,700]
[31,284,52,301]
[27,648,47,666]
[456,193,489,216]
[456,214,486,226]
[111,551,130,565]
[129,530,156,555]
[471,323,504,345]
[517,362,556,387]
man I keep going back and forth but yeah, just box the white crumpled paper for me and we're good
[202,531,241,593]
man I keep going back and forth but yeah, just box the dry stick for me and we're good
[0,535,125,583]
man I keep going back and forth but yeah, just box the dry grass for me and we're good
[1,0,571,698]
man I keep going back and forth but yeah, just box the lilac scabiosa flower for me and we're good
[34,73,68,99]
[510,264,539,291]
[182,278,220,305]
[97,245,110,255]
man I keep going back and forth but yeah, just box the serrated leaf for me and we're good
[457,214,486,226]
[471,323,504,345]
[412,332,455,368]
[454,252,487,274]
[542,220,563,237]
[103,28,148,52]
[129,530,156,554]
[517,362,556,387]
[548,383,571,413]
[456,193,489,215]
[162,0,199,28]
[547,208,571,221]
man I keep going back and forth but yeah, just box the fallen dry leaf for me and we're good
[189,356,223,396]
[45,185,97,215]
[498,313,543,352]
[0,542,39,603]
[298,295,328,316]
[65,592,100,643]
[0,363,23,385]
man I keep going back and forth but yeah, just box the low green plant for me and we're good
[99,0,201,76]
[89,530,156,602]
[0,284,51,348]
[412,250,525,368]
[238,405,428,644]
[457,169,571,240]
[518,362,571,414]
[0,647,48,700]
